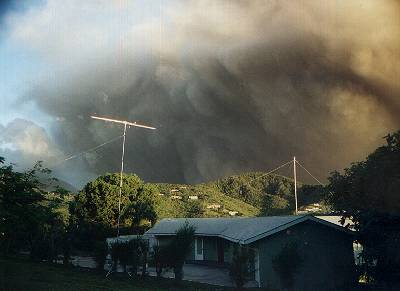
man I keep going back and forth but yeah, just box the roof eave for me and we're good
[242,215,354,244]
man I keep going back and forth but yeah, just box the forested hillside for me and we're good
[149,172,327,219]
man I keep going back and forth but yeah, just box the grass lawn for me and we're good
[0,257,233,291]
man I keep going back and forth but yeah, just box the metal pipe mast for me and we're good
[294,156,298,215]
[90,115,156,236]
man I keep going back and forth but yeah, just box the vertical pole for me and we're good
[294,156,298,215]
[117,123,127,237]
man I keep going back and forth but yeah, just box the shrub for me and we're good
[138,238,149,278]
[110,242,120,271]
[127,239,141,275]
[186,200,205,218]
[93,241,108,271]
[151,245,163,277]
[109,237,149,276]
[30,238,51,262]
[171,221,195,281]
[158,221,195,281]
[229,244,253,288]
[272,242,303,291]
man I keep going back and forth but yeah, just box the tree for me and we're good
[272,242,303,291]
[0,159,45,255]
[186,200,205,218]
[137,238,149,278]
[126,239,141,275]
[0,157,72,263]
[93,241,108,271]
[264,177,281,196]
[162,221,196,281]
[70,173,158,247]
[151,245,164,278]
[42,190,74,264]
[108,237,149,276]
[229,244,254,288]
[122,184,158,227]
[261,194,289,216]
[327,131,400,286]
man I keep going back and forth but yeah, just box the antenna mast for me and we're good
[294,156,298,215]
[117,123,127,237]
[91,115,156,237]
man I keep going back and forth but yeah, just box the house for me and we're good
[170,195,182,200]
[206,203,221,210]
[145,215,356,290]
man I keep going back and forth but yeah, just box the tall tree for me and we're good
[0,158,69,260]
[272,242,303,291]
[161,221,195,281]
[327,131,400,286]
[229,245,254,288]
[0,159,46,254]
[71,173,158,244]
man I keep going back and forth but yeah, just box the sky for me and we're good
[0,0,399,189]
[0,0,171,185]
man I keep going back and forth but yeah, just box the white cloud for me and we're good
[0,118,63,165]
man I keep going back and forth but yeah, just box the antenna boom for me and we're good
[90,115,156,130]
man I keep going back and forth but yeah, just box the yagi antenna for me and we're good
[90,115,156,130]
[90,115,156,237]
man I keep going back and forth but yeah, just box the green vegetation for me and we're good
[0,257,231,291]
[93,240,108,270]
[1,130,399,289]
[0,154,325,265]
[72,173,158,229]
[212,173,295,207]
[153,182,261,218]
[70,173,159,249]
[154,222,196,281]
[109,237,148,276]
[0,159,72,261]
[272,242,303,291]
[153,173,326,219]
[209,172,326,215]
[327,130,400,286]
[229,245,254,288]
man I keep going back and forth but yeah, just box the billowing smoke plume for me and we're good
[0,119,62,167]
[6,0,400,186]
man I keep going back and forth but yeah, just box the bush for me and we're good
[109,237,149,276]
[151,245,164,277]
[110,242,120,271]
[171,221,195,281]
[229,244,253,288]
[158,221,195,281]
[93,241,108,271]
[138,239,149,278]
[30,239,51,262]
[261,194,289,216]
[110,241,130,272]
[186,200,205,218]
[127,239,140,275]
[272,242,303,291]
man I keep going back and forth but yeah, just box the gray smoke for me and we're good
[7,0,400,185]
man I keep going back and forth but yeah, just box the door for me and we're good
[195,237,204,261]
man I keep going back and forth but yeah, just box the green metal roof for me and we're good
[145,215,352,244]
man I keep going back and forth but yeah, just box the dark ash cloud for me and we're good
[7,0,400,186]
